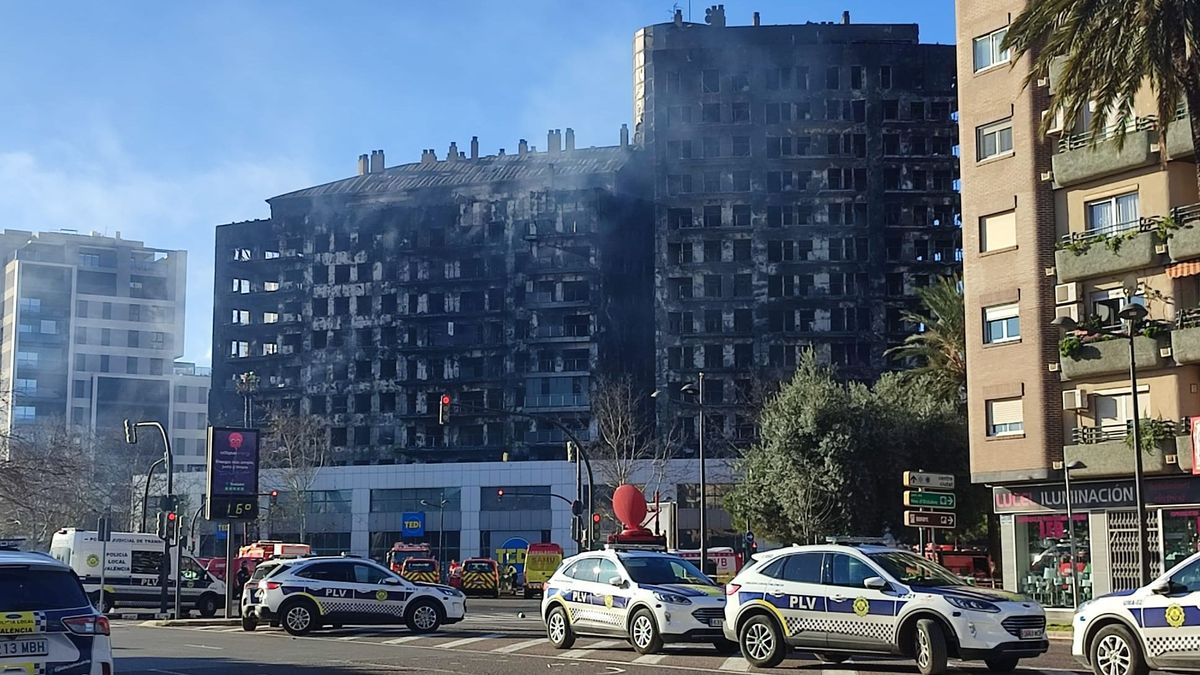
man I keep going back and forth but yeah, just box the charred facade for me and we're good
[212,139,653,465]
[634,9,962,445]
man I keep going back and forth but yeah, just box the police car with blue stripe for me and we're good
[541,545,735,654]
[1071,549,1200,675]
[724,541,1048,672]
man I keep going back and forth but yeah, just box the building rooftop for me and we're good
[270,145,636,202]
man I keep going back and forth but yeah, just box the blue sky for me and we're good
[0,1,955,365]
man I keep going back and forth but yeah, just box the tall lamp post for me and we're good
[1062,460,1087,607]
[680,373,708,575]
[1052,303,1151,586]
[421,495,450,577]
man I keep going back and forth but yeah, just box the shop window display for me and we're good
[1016,514,1091,607]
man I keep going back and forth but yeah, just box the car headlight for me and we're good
[437,588,463,598]
[1075,600,1093,615]
[945,596,1001,613]
[653,592,692,605]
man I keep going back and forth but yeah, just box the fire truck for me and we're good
[670,546,743,584]
[385,542,433,573]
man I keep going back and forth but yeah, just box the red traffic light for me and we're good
[270,490,279,497]
[591,513,601,524]
[440,394,451,405]
[497,489,505,498]
[166,512,177,522]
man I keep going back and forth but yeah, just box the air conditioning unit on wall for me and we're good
[1055,304,1080,322]
[1062,389,1088,410]
[1055,282,1079,304]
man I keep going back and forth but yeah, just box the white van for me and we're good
[49,528,226,617]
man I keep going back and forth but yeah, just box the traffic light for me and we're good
[123,419,137,445]
[165,512,178,543]
[571,500,583,517]
[438,394,451,425]
[497,488,505,499]
[155,512,167,539]
[566,441,575,461]
[591,513,601,525]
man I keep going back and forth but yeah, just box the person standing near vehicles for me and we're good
[234,564,251,615]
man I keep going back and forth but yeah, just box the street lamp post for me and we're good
[681,373,708,575]
[421,496,450,577]
[1052,303,1152,586]
[1063,460,1087,607]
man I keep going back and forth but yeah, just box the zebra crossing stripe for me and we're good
[632,653,666,664]
[560,639,624,659]
[492,638,546,653]
[436,634,503,649]
[719,656,752,672]
[383,635,424,645]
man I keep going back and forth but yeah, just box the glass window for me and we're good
[353,563,392,585]
[1171,557,1200,592]
[481,485,550,511]
[297,562,352,582]
[780,553,824,583]
[1161,509,1200,569]
[570,558,602,583]
[759,557,787,580]
[307,490,352,514]
[0,568,90,611]
[1085,192,1139,236]
[596,560,620,584]
[620,555,712,585]
[828,553,874,587]
[986,398,1024,436]
[980,210,1017,252]
[977,118,1013,160]
[867,551,962,586]
[984,303,1020,344]
[973,27,1010,71]
[1091,289,1144,329]
[1015,514,1091,607]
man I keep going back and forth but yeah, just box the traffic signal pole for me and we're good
[126,419,175,617]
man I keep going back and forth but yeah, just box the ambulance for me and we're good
[49,528,226,617]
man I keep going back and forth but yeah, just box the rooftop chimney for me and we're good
[470,136,479,159]
[357,154,369,176]
[753,11,760,26]
[564,128,575,151]
[674,8,683,26]
[421,148,438,164]
[620,123,629,148]
[448,141,459,161]
[548,129,561,154]
[369,149,385,173]
[518,139,529,156]
[842,10,850,24]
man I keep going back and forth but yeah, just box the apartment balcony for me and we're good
[1162,203,1200,261]
[1166,109,1195,159]
[1053,117,1157,187]
[1063,422,1180,478]
[1059,333,1167,380]
[1172,308,1200,364]
[527,325,592,342]
[1054,221,1160,283]
[523,393,590,410]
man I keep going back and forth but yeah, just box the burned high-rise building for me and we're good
[212,135,653,465]
[633,7,961,443]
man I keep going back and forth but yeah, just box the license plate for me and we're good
[709,619,724,628]
[1020,628,1043,640]
[0,638,48,657]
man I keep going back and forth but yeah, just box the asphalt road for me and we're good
[109,597,1102,675]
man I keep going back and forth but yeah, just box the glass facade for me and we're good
[1162,508,1200,570]
[1015,514,1092,608]
[370,487,461,513]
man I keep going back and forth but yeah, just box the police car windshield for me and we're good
[867,551,964,587]
[619,555,714,586]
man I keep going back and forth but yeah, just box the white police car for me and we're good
[725,544,1048,673]
[1071,549,1200,675]
[252,555,466,636]
[541,547,734,654]
[0,549,114,675]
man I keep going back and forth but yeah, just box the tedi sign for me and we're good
[994,477,1200,514]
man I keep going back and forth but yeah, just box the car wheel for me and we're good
[90,592,115,615]
[712,638,739,655]
[629,609,663,654]
[985,656,1019,672]
[1090,624,1149,675]
[196,594,219,618]
[739,614,786,669]
[815,652,849,664]
[914,619,949,675]
[241,614,257,632]
[545,605,575,649]
[281,599,319,636]
[405,600,443,633]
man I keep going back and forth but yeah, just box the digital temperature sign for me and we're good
[205,427,260,521]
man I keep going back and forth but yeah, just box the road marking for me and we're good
[150,670,191,675]
[436,633,503,649]
[218,628,242,632]
[632,653,666,664]
[337,634,361,641]
[561,639,624,659]
[183,644,222,651]
[383,635,424,645]
[718,656,751,671]
[493,637,546,653]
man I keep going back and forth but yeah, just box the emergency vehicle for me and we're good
[1071,549,1200,675]
[671,547,742,584]
[523,543,563,598]
[459,558,500,597]
[240,540,311,561]
[386,543,432,573]
[400,558,441,584]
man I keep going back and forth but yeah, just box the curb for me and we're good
[142,618,240,627]
[1048,631,1072,641]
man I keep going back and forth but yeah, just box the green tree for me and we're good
[885,274,965,404]
[1003,0,1200,188]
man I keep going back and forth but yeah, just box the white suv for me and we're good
[725,544,1048,673]
[540,548,735,654]
[253,555,466,636]
[1072,550,1200,675]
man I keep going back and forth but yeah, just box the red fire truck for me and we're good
[386,542,433,573]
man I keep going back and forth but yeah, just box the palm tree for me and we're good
[1003,0,1200,188]
[885,274,965,403]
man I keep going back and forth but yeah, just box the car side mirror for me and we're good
[1149,579,1172,595]
[383,577,402,585]
[608,576,625,587]
[864,576,888,590]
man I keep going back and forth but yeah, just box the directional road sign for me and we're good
[904,511,957,529]
[903,490,957,510]
[903,471,956,490]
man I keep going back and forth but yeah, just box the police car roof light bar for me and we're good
[823,536,891,546]
[603,542,668,553]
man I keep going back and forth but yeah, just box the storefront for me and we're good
[994,476,1200,607]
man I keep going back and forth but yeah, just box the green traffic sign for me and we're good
[903,490,956,510]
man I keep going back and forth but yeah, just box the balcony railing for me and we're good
[530,325,591,339]
[1057,116,1158,152]
[1059,218,1149,246]
[525,429,594,444]
[1071,420,1181,445]
[525,393,589,409]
